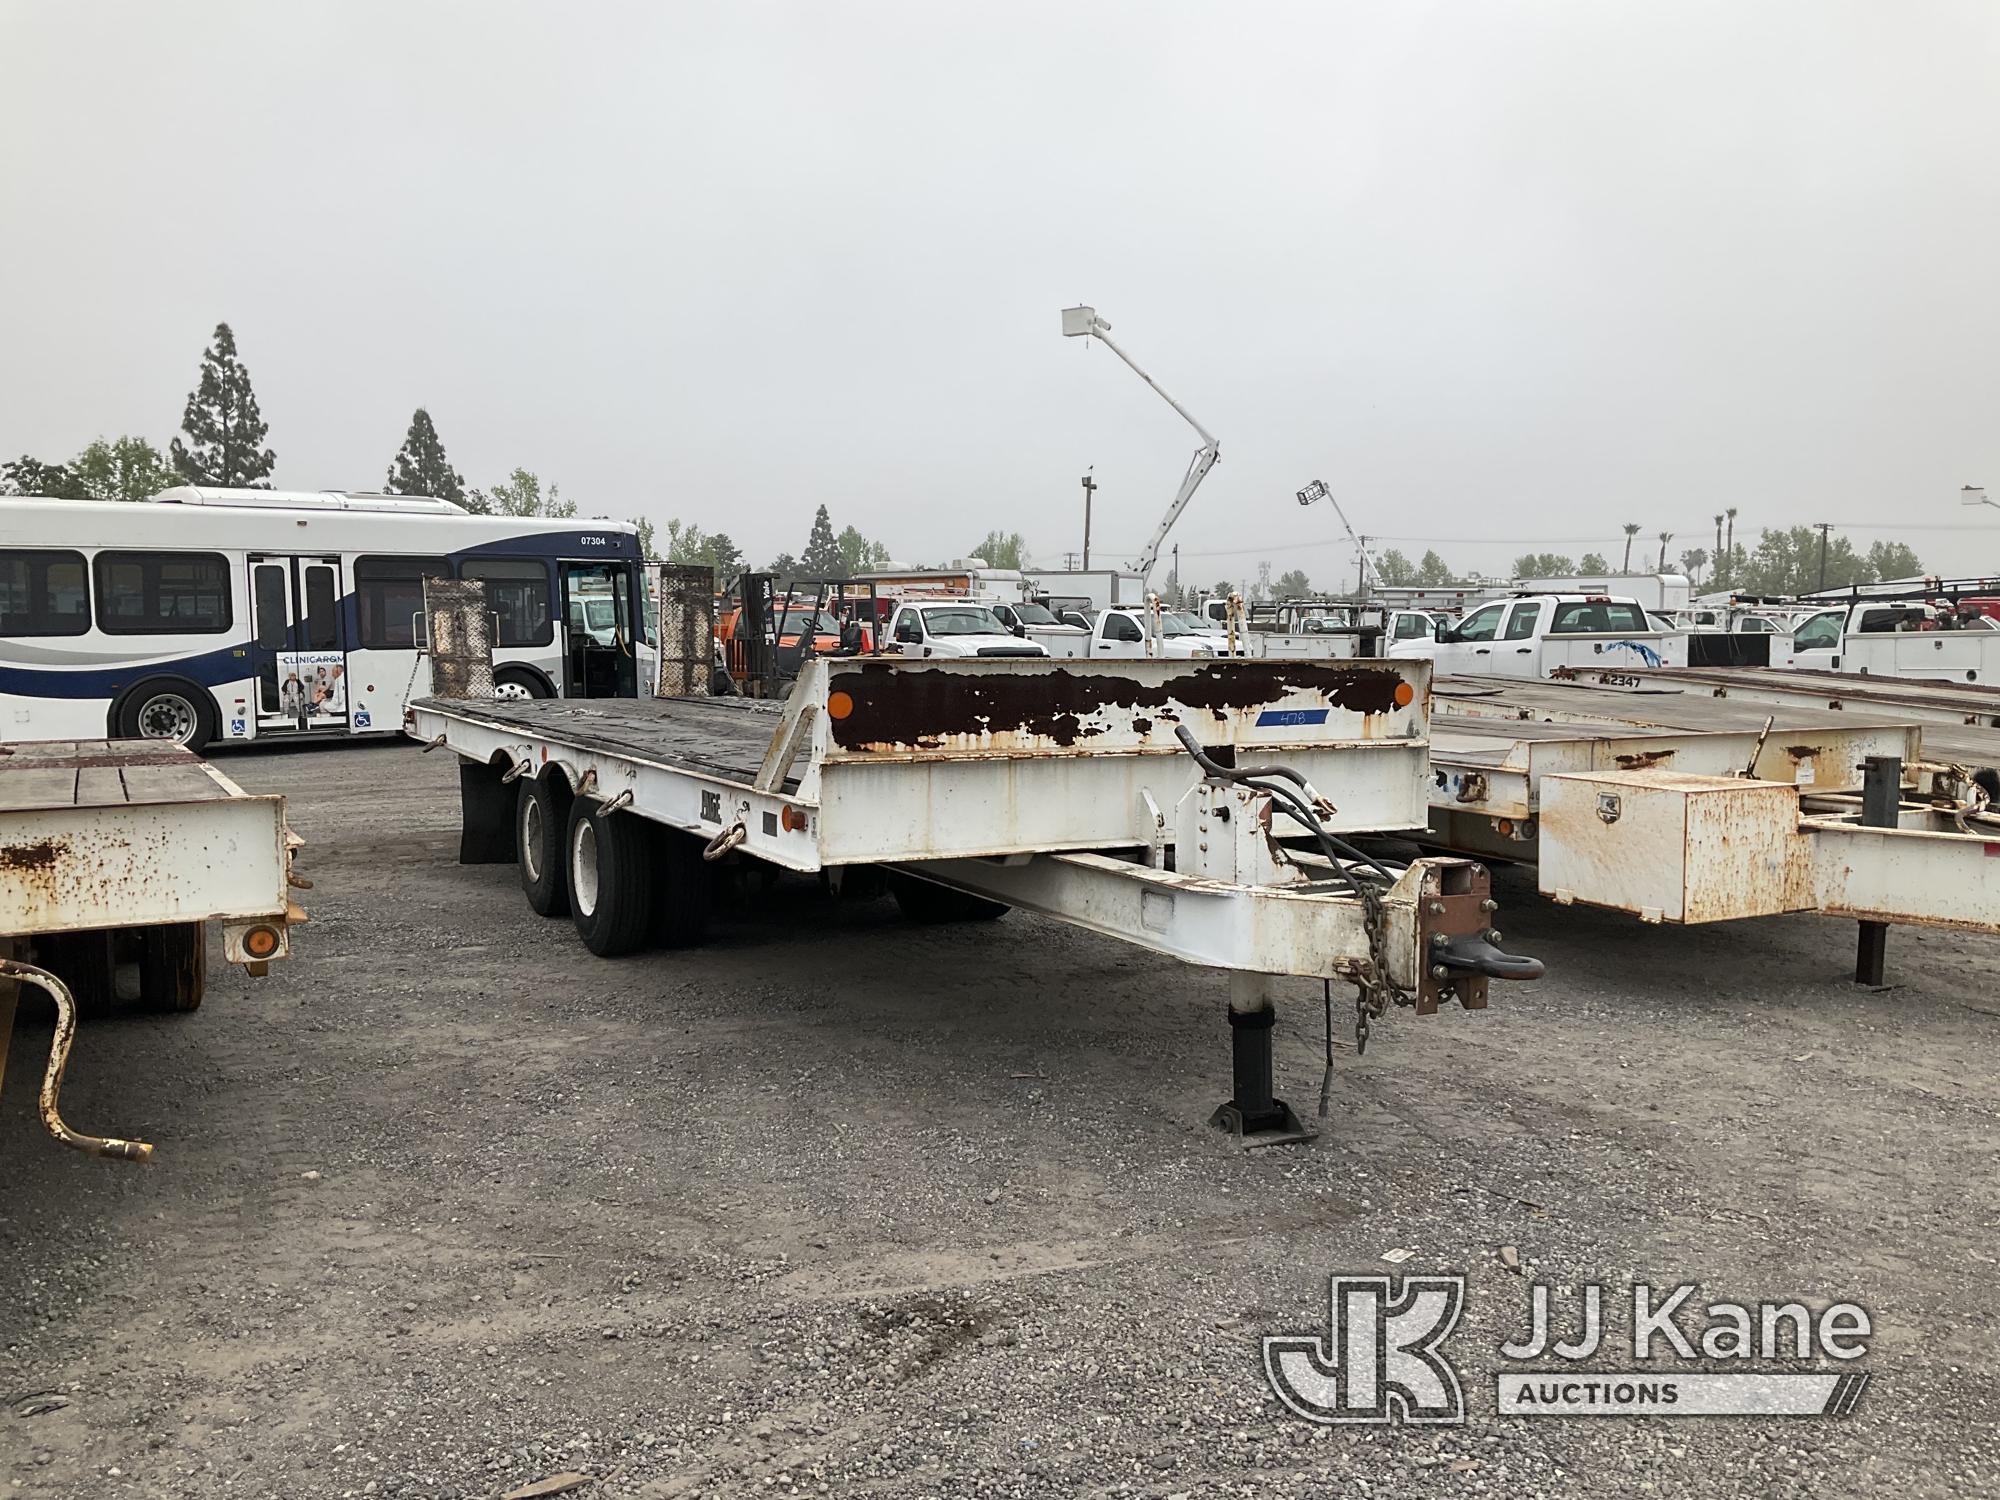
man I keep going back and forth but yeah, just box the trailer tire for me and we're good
[518,776,571,916]
[649,823,712,948]
[138,922,206,1013]
[888,872,1010,925]
[567,797,657,957]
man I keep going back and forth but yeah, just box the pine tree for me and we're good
[385,408,466,505]
[799,504,842,575]
[170,323,276,487]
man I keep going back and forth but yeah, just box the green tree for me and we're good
[766,551,799,580]
[799,504,842,575]
[1679,547,1709,583]
[970,530,1026,570]
[703,533,744,576]
[1210,579,1234,598]
[1866,539,1923,581]
[1276,568,1311,596]
[631,516,659,559]
[792,506,840,576]
[170,322,275,487]
[1373,549,1419,586]
[1579,551,1610,574]
[1415,550,1455,586]
[662,519,709,562]
[489,468,575,518]
[1,455,89,498]
[836,526,890,576]
[385,408,466,506]
[1619,523,1641,573]
[72,436,176,500]
[1737,526,1871,594]
[1512,552,1575,578]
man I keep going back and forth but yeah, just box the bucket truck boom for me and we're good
[1062,306,1219,587]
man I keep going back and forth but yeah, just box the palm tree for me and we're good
[1724,507,1738,584]
[1656,531,1673,572]
[1621,522,1642,573]
[1712,513,1724,578]
[1681,546,1708,583]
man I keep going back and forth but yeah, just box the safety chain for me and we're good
[1353,882,1413,1055]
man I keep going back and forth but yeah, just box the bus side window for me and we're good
[93,551,232,634]
[459,558,554,647]
[354,556,452,648]
[0,549,90,636]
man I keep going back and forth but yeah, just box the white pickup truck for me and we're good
[1388,594,1688,679]
[1038,606,1222,659]
[1780,600,2000,682]
[884,600,1052,659]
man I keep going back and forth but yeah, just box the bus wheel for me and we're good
[650,823,711,948]
[566,796,656,957]
[517,776,571,916]
[138,922,206,1013]
[493,667,553,701]
[118,679,216,750]
[888,872,1010,924]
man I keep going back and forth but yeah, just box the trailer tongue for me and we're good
[411,653,1542,1146]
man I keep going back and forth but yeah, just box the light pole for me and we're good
[1080,468,1097,571]
[1962,485,1996,512]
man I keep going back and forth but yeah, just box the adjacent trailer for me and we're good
[410,654,1542,1145]
[1419,675,2000,980]
[0,739,301,1160]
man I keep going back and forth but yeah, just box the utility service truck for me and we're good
[1388,594,1687,679]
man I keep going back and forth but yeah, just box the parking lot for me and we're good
[3,738,1998,1499]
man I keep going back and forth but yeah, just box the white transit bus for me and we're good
[0,488,649,749]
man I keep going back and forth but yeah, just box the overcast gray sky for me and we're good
[3,1,1997,584]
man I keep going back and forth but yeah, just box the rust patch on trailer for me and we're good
[0,838,65,872]
[1784,745,1824,762]
[823,662,1408,750]
[1613,748,1675,771]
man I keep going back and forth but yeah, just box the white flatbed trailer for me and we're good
[409,655,1543,1144]
[0,739,300,1160]
[1417,675,2000,979]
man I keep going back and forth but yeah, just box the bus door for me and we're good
[559,560,637,698]
[249,554,350,733]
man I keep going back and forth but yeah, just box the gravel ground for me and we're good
[2,737,1997,1499]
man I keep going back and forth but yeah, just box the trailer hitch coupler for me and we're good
[1434,934,1544,982]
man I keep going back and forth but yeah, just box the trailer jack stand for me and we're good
[1209,981,1315,1149]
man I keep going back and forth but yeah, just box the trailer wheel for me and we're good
[888,872,1010,925]
[649,824,711,949]
[518,777,571,916]
[566,796,657,956]
[138,922,206,1013]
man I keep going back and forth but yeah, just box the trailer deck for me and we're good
[0,739,300,1160]
[1421,674,2000,943]
[411,652,1542,1143]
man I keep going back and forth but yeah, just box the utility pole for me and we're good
[1080,469,1097,572]
[1357,536,1371,595]
[1815,522,1834,591]
[1170,543,1180,602]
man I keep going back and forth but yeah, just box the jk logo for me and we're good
[1263,1275,1467,1425]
